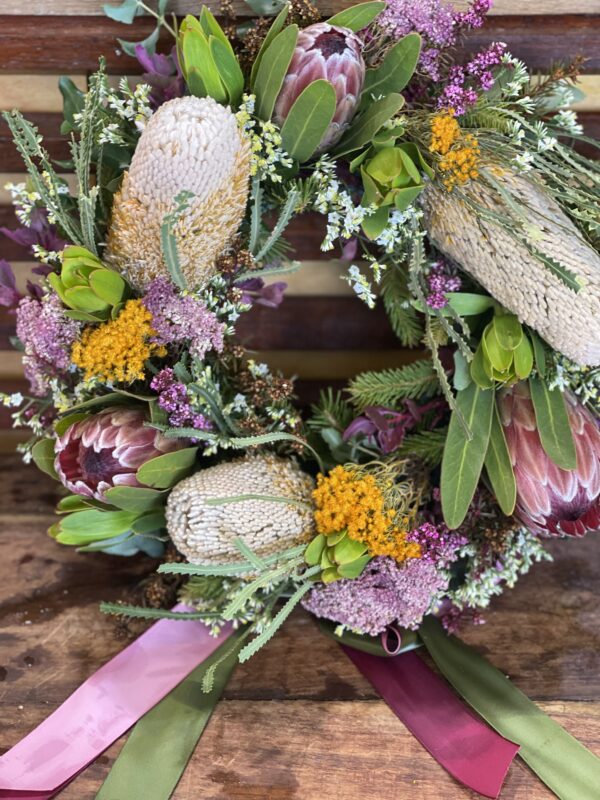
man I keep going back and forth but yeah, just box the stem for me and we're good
[138,1,177,38]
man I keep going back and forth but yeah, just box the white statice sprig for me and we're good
[552,109,584,136]
[236,94,294,182]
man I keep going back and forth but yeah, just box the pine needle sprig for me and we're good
[380,263,423,347]
[347,360,440,409]
[395,428,448,467]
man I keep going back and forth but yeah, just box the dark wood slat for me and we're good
[0,113,71,172]
[0,15,598,73]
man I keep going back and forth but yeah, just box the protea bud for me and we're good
[421,167,600,366]
[273,22,365,151]
[54,407,182,501]
[166,453,315,564]
[498,383,600,536]
[106,96,251,291]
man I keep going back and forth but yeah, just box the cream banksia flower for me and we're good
[166,453,315,564]
[106,97,251,290]
[421,166,600,366]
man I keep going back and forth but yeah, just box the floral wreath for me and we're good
[2,0,600,796]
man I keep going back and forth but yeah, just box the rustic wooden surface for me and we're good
[1,453,600,799]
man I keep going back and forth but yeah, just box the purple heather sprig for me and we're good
[426,259,461,309]
[142,278,225,360]
[378,0,493,82]
[437,42,507,114]
[406,521,467,566]
[16,292,80,396]
[302,556,450,635]
[150,367,213,432]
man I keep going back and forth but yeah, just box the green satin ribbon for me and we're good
[420,616,600,800]
[95,629,243,800]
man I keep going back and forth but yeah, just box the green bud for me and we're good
[471,314,534,388]
[49,245,127,321]
[304,529,371,584]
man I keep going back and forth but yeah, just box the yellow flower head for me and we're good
[312,465,421,563]
[430,110,480,191]
[71,299,166,384]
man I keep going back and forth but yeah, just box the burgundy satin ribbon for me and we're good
[343,646,519,799]
[0,606,232,799]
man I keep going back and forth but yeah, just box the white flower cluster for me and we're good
[235,94,294,181]
[97,79,153,144]
[552,108,583,136]
[311,157,374,250]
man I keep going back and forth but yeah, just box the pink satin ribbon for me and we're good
[0,606,232,799]
[343,646,519,799]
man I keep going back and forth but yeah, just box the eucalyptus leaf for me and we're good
[254,24,299,121]
[333,93,404,158]
[280,80,336,163]
[136,447,199,489]
[32,438,58,480]
[327,1,386,31]
[103,485,167,513]
[131,510,167,535]
[362,34,421,102]
[529,377,577,470]
[441,383,495,529]
[117,28,160,58]
[250,4,289,88]
[485,403,517,516]
[103,0,140,24]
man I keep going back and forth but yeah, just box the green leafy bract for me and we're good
[441,383,495,529]
[529,377,577,471]
[361,34,422,103]
[327,2,386,31]
[254,24,299,121]
[280,80,336,163]
[103,486,167,513]
[136,447,199,489]
[51,509,139,545]
[333,93,405,158]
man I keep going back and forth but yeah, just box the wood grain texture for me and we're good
[1,15,598,72]
[1,0,599,14]
[1,455,600,798]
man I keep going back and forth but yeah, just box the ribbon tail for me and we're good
[95,629,245,800]
[420,616,600,800]
[0,605,232,798]
[342,645,519,799]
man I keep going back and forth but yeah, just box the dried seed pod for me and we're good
[166,453,315,564]
[106,96,251,291]
[421,167,600,366]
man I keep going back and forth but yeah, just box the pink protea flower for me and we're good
[54,407,182,501]
[498,383,600,537]
[273,22,365,151]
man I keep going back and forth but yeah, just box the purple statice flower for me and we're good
[1,207,66,261]
[343,399,446,454]
[437,42,507,114]
[441,605,486,634]
[426,259,461,309]
[142,278,225,360]
[237,278,287,309]
[378,0,493,82]
[0,260,20,307]
[134,45,185,109]
[16,292,80,396]
[406,522,467,566]
[150,367,213,432]
[303,556,450,635]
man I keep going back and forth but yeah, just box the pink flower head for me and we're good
[499,383,600,537]
[54,407,184,501]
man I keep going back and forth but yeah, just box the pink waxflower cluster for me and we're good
[437,42,507,115]
[150,367,213,432]
[426,260,461,309]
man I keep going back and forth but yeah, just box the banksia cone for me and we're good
[273,22,365,151]
[498,383,600,537]
[421,168,600,366]
[166,453,315,564]
[54,407,182,501]
[106,97,251,291]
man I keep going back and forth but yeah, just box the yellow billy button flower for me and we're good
[430,109,480,191]
[71,299,166,383]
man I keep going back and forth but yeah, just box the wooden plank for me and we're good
[1,487,600,798]
[0,0,597,14]
[1,15,598,72]
[2,72,599,117]
[0,113,71,172]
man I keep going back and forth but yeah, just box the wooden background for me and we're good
[0,1,599,451]
[1,4,600,798]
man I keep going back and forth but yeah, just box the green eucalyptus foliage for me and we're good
[48,246,127,322]
[470,313,534,389]
[304,530,371,583]
[179,11,245,106]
